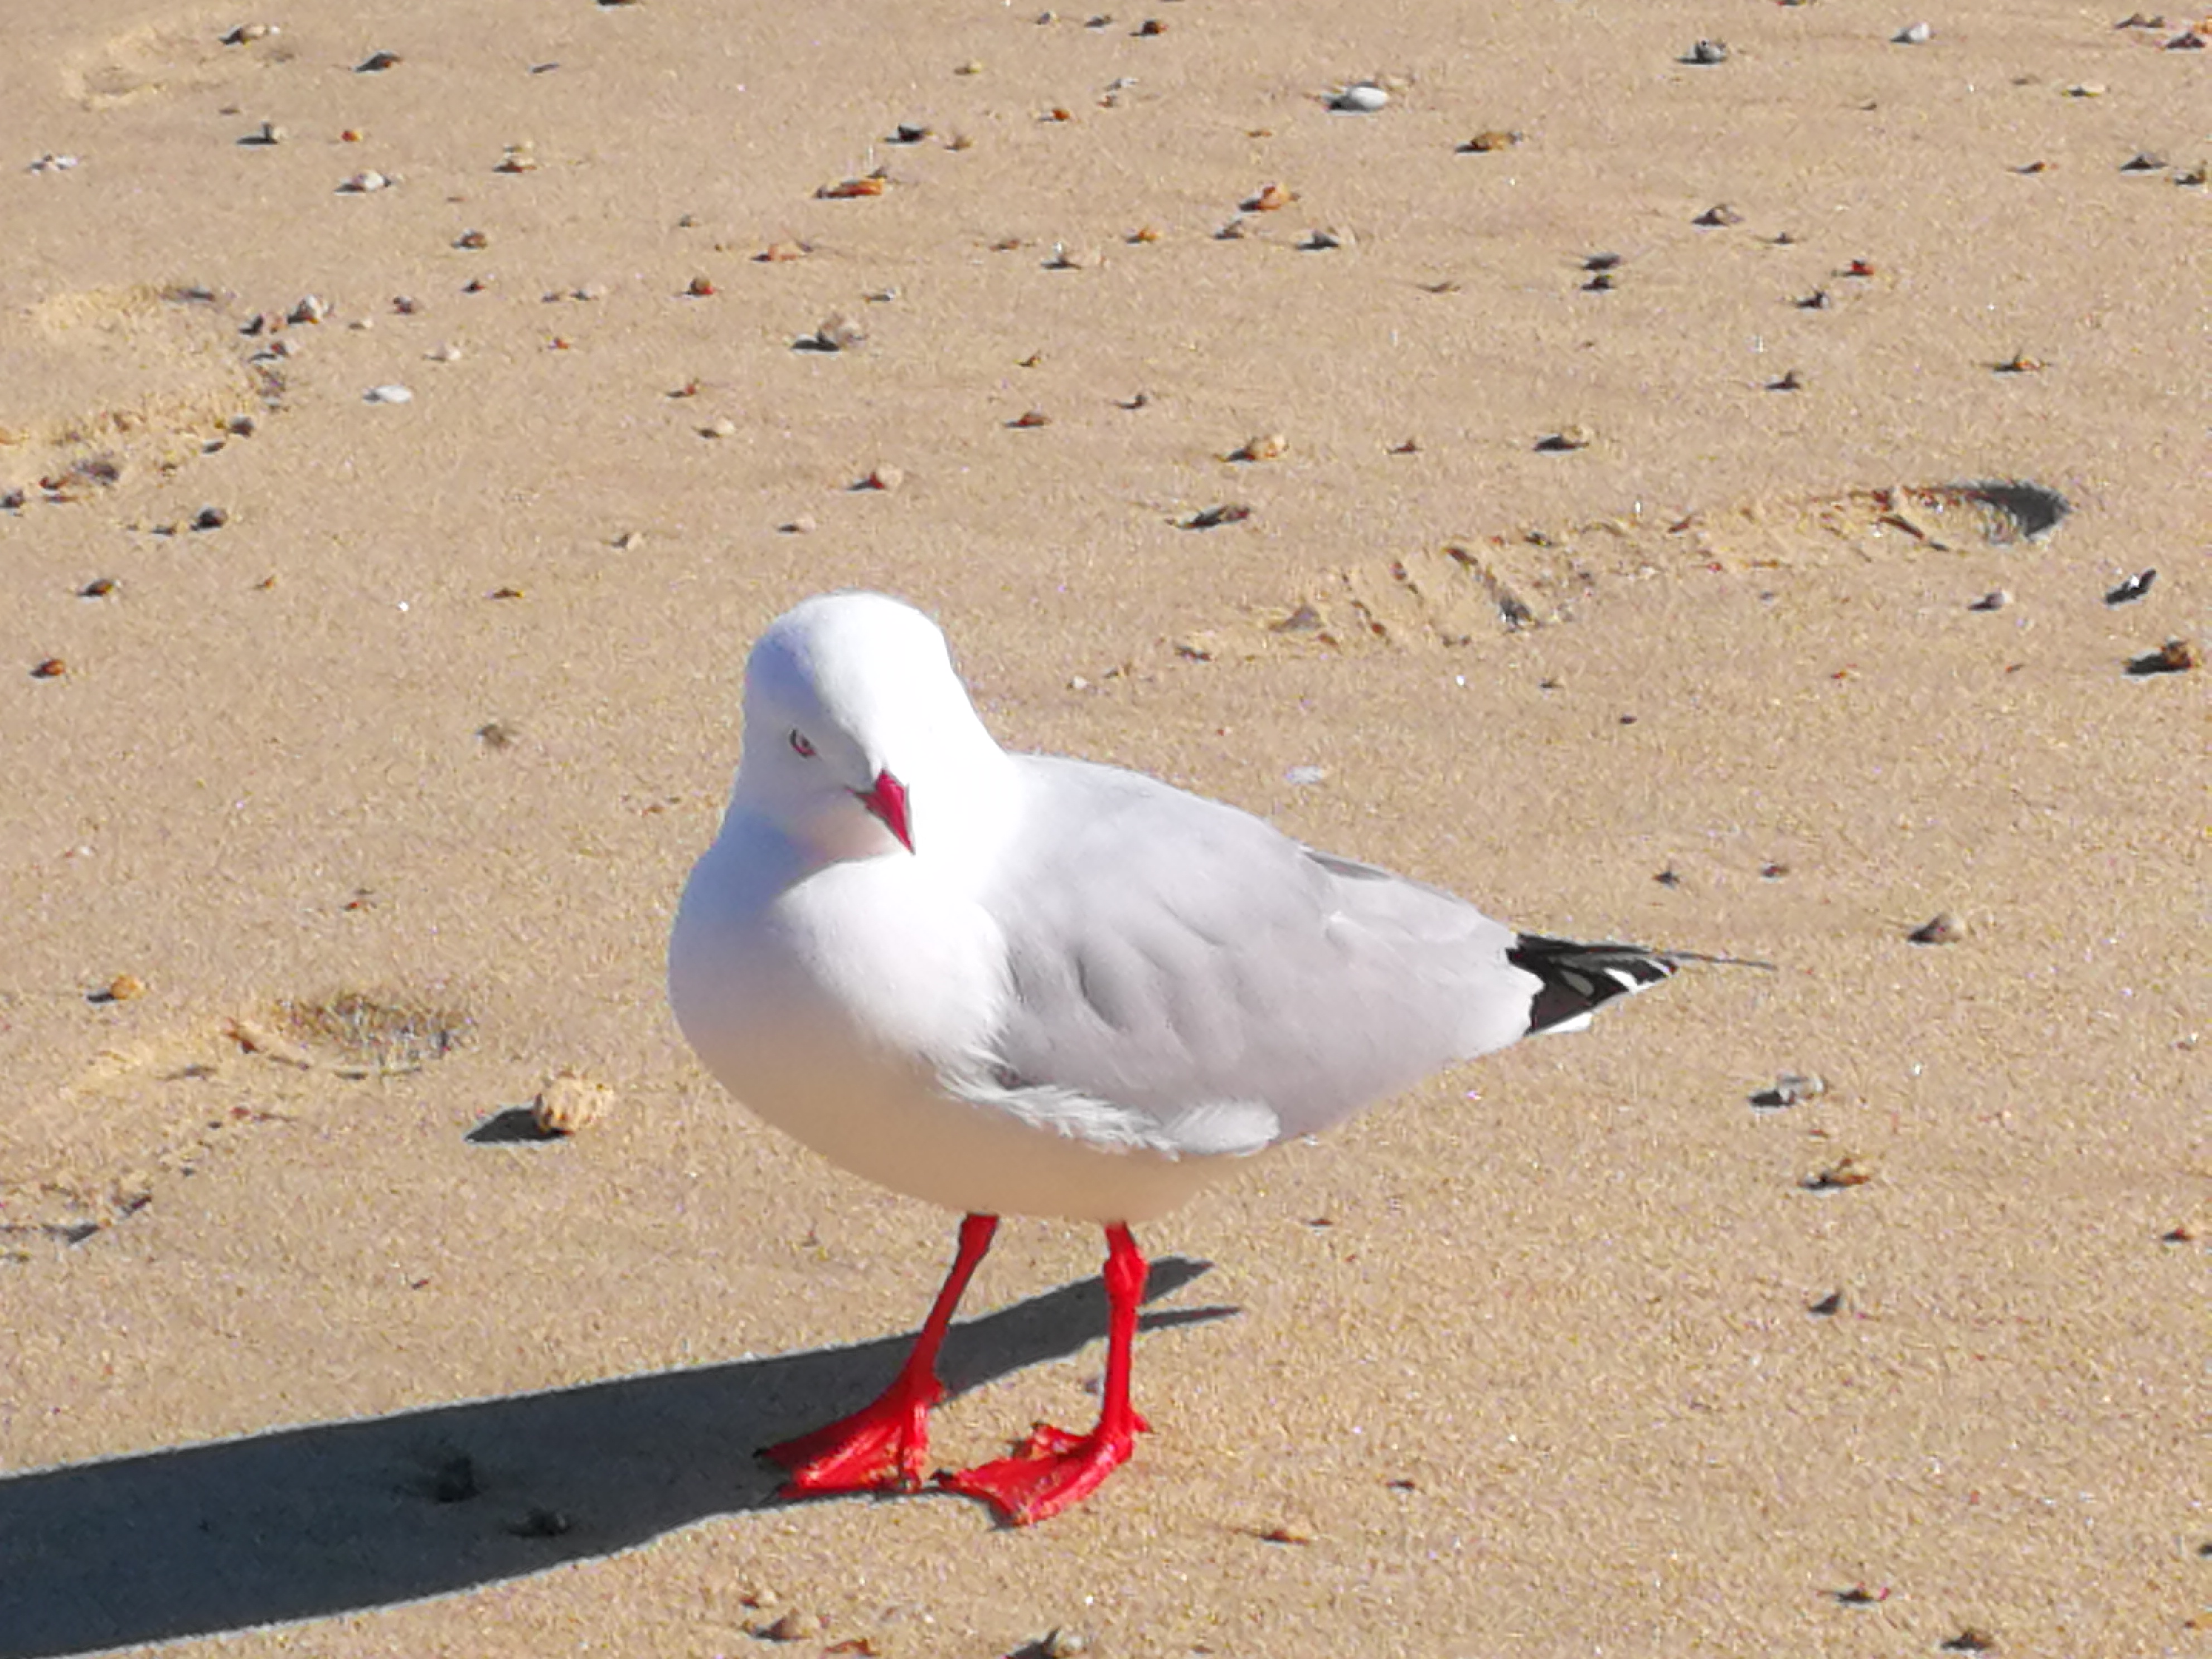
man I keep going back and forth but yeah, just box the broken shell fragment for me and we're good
[1536,424,1594,452]
[532,1070,614,1137]
[1459,129,1522,153]
[2126,637,2197,676]
[1908,912,1967,945]
[1749,1073,1827,1110]
[1328,83,1389,113]
[1231,433,1287,462]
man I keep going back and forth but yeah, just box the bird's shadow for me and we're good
[0,1259,1228,1658]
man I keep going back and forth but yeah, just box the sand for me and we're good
[1,1,2204,1653]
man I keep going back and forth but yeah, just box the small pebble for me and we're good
[1536,424,1594,452]
[1231,433,1287,462]
[1968,589,2011,611]
[532,1070,614,1136]
[702,417,736,438]
[426,342,462,362]
[1682,38,1729,64]
[1894,21,1933,43]
[221,23,279,43]
[80,577,117,598]
[364,384,413,404]
[1908,913,1967,945]
[1328,83,1389,113]
[31,657,67,678]
[1694,203,1744,226]
[191,505,228,531]
[1460,129,1522,152]
[1807,1290,1845,1316]
[455,229,489,250]
[339,170,392,193]
[355,50,401,72]
[758,1611,809,1642]
[289,294,328,324]
[612,530,644,552]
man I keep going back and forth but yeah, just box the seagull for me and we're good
[669,591,1722,1524]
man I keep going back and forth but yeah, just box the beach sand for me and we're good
[2,1,2204,1653]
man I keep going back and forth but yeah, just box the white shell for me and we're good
[364,384,414,404]
[1330,83,1389,113]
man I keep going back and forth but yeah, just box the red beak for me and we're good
[858,769,912,852]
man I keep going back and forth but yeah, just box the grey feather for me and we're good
[978,756,1542,1147]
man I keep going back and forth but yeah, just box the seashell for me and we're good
[455,229,489,249]
[1008,409,1050,428]
[702,417,736,438]
[1682,38,1729,64]
[31,657,66,678]
[496,143,538,173]
[755,240,808,262]
[1244,182,1293,211]
[1893,21,1932,43]
[288,294,328,324]
[1328,83,1389,113]
[1459,129,1522,153]
[1694,202,1743,226]
[426,342,462,362]
[1231,433,1287,462]
[862,464,904,491]
[1536,424,1594,452]
[363,384,414,404]
[104,973,147,1002]
[339,169,391,193]
[532,1070,613,1136]
[356,50,401,72]
[817,174,886,198]
[221,23,279,43]
[812,313,866,350]
[686,274,716,296]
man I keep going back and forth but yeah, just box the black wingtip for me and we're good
[1507,934,1677,1035]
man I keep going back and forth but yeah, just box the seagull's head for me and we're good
[735,592,994,860]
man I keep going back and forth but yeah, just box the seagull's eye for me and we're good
[788,730,817,759]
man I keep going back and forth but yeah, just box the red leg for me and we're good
[938,1223,1151,1525]
[764,1212,998,1496]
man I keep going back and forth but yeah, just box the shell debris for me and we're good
[532,1070,614,1137]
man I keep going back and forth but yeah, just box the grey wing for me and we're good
[977,756,1544,1148]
